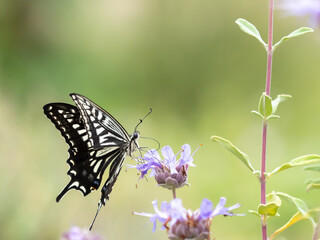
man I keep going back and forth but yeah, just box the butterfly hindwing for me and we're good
[100,150,127,205]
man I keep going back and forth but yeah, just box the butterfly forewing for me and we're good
[43,103,89,149]
[43,103,115,201]
[70,94,131,150]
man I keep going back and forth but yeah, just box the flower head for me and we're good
[61,226,102,240]
[134,198,242,240]
[132,144,198,190]
[277,0,320,26]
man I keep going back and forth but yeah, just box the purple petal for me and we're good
[160,201,171,212]
[161,145,175,163]
[199,198,213,219]
[149,168,156,177]
[180,144,191,161]
[62,226,102,240]
[277,0,320,26]
[144,149,161,162]
[132,150,163,179]
[150,215,159,232]
[211,197,227,217]
[169,198,186,224]
[228,203,242,211]
[278,0,320,16]
[178,144,198,168]
[133,200,171,232]
[211,197,241,217]
[152,200,169,220]
[161,145,178,174]
[133,211,153,218]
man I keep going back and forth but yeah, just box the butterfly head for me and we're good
[129,131,140,156]
[132,131,140,140]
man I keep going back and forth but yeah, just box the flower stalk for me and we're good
[172,188,176,199]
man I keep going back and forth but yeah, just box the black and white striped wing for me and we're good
[100,150,126,205]
[43,103,115,202]
[70,93,131,150]
[89,149,127,230]
[44,95,139,230]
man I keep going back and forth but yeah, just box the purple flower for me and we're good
[61,226,102,240]
[132,144,198,189]
[134,198,242,240]
[277,0,320,26]
[134,200,171,232]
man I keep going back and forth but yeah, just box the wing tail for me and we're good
[89,202,103,231]
[56,181,73,202]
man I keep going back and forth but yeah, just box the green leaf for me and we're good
[235,18,267,49]
[304,166,320,172]
[269,192,316,239]
[305,178,320,185]
[268,154,320,178]
[269,212,307,240]
[273,27,314,51]
[211,136,255,172]
[306,183,320,191]
[254,93,291,121]
[258,203,279,217]
[266,192,282,207]
[271,94,292,113]
[255,192,282,218]
[258,93,273,118]
[253,170,262,179]
[275,192,309,216]
[248,210,261,218]
[251,110,264,119]
[266,114,280,121]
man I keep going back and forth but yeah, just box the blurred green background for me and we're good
[1,0,320,239]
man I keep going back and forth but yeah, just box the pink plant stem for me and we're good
[261,122,268,240]
[313,216,320,240]
[312,216,320,240]
[261,0,274,239]
[266,0,274,96]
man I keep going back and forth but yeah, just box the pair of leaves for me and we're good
[210,136,320,180]
[211,136,320,239]
[249,192,315,239]
[235,18,313,52]
[252,93,291,121]
[260,193,281,216]
[250,193,281,221]
[267,192,316,240]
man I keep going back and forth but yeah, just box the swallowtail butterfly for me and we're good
[43,93,150,230]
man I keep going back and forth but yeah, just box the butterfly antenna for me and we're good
[134,108,152,133]
[89,203,102,231]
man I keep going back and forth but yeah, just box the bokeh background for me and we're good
[1,0,320,239]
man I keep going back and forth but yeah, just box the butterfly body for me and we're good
[43,94,140,226]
